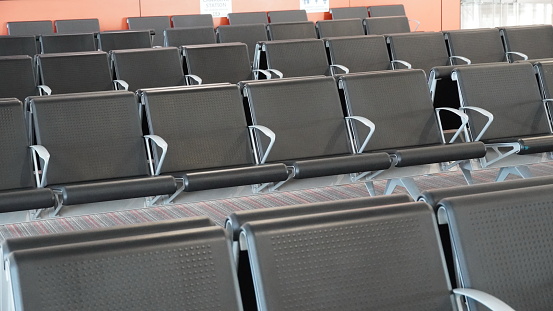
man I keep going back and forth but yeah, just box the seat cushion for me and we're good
[291,153,391,179]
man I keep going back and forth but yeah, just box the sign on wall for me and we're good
[300,0,329,13]
[200,0,232,18]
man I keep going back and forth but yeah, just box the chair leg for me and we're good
[384,177,421,199]
[496,165,532,182]
[365,181,376,196]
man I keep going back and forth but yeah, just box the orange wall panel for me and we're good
[442,0,461,31]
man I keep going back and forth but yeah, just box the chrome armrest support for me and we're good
[37,85,52,96]
[391,59,412,69]
[449,55,472,65]
[453,288,515,311]
[30,145,50,188]
[345,116,376,153]
[248,125,276,164]
[185,74,203,85]
[506,51,528,62]
[459,106,494,141]
[435,107,469,143]
[330,64,350,75]
[113,79,129,91]
[408,19,421,31]
[144,135,168,176]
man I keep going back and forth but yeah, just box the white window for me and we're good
[461,0,552,28]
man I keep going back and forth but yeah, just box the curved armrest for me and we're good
[435,107,469,143]
[113,79,129,91]
[144,135,168,175]
[453,288,515,311]
[506,51,528,62]
[30,145,50,188]
[345,116,376,153]
[37,85,52,96]
[459,106,494,141]
[391,59,412,69]
[252,69,272,80]
[408,19,421,31]
[185,74,203,85]
[248,125,276,164]
[449,55,472,65]
[330,64,350,75]
[266,69,283,79]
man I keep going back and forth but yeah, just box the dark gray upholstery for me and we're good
[535,60,553,99]
[171,14,214,28]
[0,99,54,213]
[216,24,268,63]
[363,16,411,35]
[325,35,391,72]
[9,226,242,311]
[439,185,553,311]
[29,91,177,205]
[267,21,317,40]
[0,56,38,101]
[181,43,253,84]
[163,26,216,47]
[256,39,330,77]
[127,16,171,47]
[330,7,369,20]
[387,31,450,74]
[227,12,269,25]
[267,9,308,23]
[241,202,454,310]
[368,4,407,17]
[0,35,38,57]
[7,20,53,36]
[316,18,365,38]
[444,28,506,64]
[54,18,100,34]
[499,24,553,61]
[39,33,96,54]
[339,70,486,166]
[36,51,113,94]
[111,47,184,91]
[243,76,392,178]
[97,30,152,51]
[140,84,288,192]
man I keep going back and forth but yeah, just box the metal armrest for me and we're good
[185,74,203,85]
[30,145,50,188]
[459,106,494,141]
[408,19,421,31]
[248,125,276,164]
[453,288,515,311]
[345,116,376,153]
[391,59,412,69]
[435,107,469,143]
[266,69,283,79]
[506,51,528,62]
[449,55,472,65]
[113,79,129,91]
[330,64,350,75]
[144,135,168,176]
[37,85,52,96]
[252,69,272,80]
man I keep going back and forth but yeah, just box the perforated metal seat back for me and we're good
[326,35,391,72]
[387,32,450,74]
[267,9,308,23]
[0,99,35,190]
[39,33,97,54]
[227,12,269,25]
[242,202,454,311]
[37,51,113,94]
[164,26,216,47]
[244,76,351,162]
[454,62,550,141]
[0,35,38,57]
[316,19,365,38]
[330,7,369,20]
[7,20,53,36]
[216,24,268,63]
[111,47,184,91]
[97,30,152,51]
[171,14,214,28]
[183,43,252,84]
[440,185,553,311]
[267,21,317,40]
[501,25,553,60]
[54,18,100,34]
[445,28,506,64]
[29,91,149,185]
[262,39,329,77]
[0,56,38,101]
[364,16,411,35]
[127,16,171,47]
[535,61,553,98]
[368,4,407,17]
[142,84,253,172]
[340,70,442,151]
[10,227,243,311]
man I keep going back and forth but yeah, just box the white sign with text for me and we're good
[200,0,232,17]
[300,0,329,13]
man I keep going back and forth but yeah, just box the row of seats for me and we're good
[5,177,553,310]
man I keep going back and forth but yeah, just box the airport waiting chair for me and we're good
[316,18,365,38]
[0,35,38,57]
[171,14,214,28]
[363,16,411,35]
[216,24,269,64]
[35,51,114,95]
[110,47,186,91]
[438,185,553,311]
[127,16,171,47]
[97,30,152,51]
[535,60,553,99]
[163,26,216,47]
[330,7,369,20]
[499,24,553,62]
[139,84,289,202]
[27,91,177,216]
[368,4,421,30]
[242,76,392,191]
[38,33,96,54]
[7,20,53,36]
[444,28,507,64]
[227,11,269,25]
[0,56,38,101]
[267,9,308,23]
[266,21,317,40]
[241,202,513,310]
[54,18,100,34]
[324,35,394,72]
[452,62,553,180]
